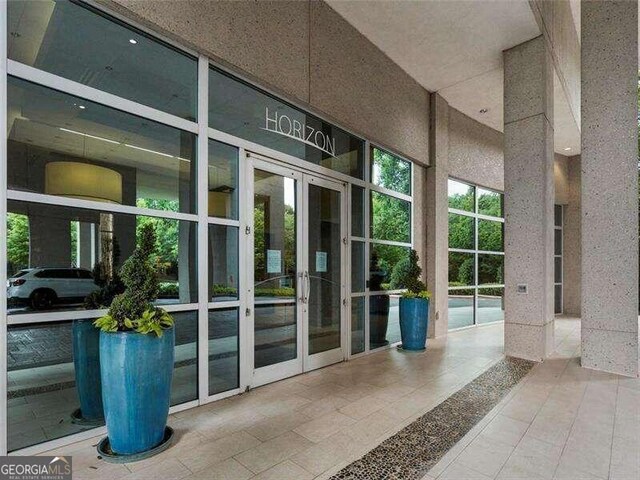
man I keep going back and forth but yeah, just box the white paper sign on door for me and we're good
[315,251,328,273]
[266,249,281,273]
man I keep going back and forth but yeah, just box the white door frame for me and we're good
[302,174,348,372]
[245,152,348,388]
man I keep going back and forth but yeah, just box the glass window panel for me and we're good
[7,319,103,451]
[478,219,503,252]
[477,288,504,324]
[209,308,239,395]
[254,303,296,368]
[477,188,503,217]
[7,200,197,314]
[448,213,474,250]
[351,297,365,355]
[370,191,411,243]
[369,294,401,349]
[555,229,562,256]
[555,284,563,314]
[554,204,563,227]
[351,241,366,293]
[370,244,410,290]
[448,179,475,212]
[7,77,196,214]
[448,251,475,287]
[555,256,562,284]
[478,254,503,285]
[7,0,197,120]
[209,140,239,220]
[209,225,239,302]
[209,68,364,178]
[371,147,411,195]
[171,311,198,405]
[6,311,197,451]
[448,289,475,329]
[351,185,365,237]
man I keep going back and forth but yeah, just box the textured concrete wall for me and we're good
[426,94,449,337]
[530,0,580,133]
[554,154,569,205]
[448,108,504,191]
[563,155,581,316]
[103,0,430,165]
[581,1,638,377]
[503,36,555,362]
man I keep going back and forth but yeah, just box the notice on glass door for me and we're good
[315,251,328,273]
[266,249,281,273]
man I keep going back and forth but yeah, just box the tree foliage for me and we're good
[7,213,29,275]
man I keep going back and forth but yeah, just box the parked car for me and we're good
[7,268,98,310]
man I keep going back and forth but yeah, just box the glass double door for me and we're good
[247,154,346,387]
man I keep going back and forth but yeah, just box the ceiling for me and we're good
[327,0,581,155]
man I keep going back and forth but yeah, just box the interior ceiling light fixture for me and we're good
[564,147,571,151]
[58,127,191,162]
[129,38,137,44]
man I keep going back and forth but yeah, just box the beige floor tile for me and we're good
[244,410,312,441]
[456,434,514,478]
[439,461,493,480]
[250,460,313,480]
[119,458,191,480]
[343,410,398,444]
[178,431,261,473]
[338,394,387,420]
[293,411,357,442]
[181,458,253,480]
[290,433,359,477]
[480,414,530,447]
[233,431,313,473]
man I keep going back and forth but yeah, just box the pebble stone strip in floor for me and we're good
[330,356,536,480]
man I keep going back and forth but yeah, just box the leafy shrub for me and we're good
[389,249,431,299]
[158,282,179,298]
[94,224,173,336]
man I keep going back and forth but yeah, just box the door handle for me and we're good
[298,272,305,303]
[304,270,310,304]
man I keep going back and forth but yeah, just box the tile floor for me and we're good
[37,317,639,480]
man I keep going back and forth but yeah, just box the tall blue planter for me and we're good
[399,297,430,351]
[72,319,104,421]
[100,328,174,455]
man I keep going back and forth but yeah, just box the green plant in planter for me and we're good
[94,224,173,337]
[390,249,432,299]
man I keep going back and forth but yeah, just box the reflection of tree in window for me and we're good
[448,180,475,211]
[136,199,179,277]
[478,190,503,217]
[7,213,29,275]
[448,213,474,250]
[372,149,411,194]
[371,191,410,243]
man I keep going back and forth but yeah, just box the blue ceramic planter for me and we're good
[100,328,174,455]
[72,319,104,422]
[399,297,430,351]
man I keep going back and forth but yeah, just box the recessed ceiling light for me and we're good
[129,38,137,44]
[78,105,86,109]
[479,108,488,114]
[564,147,571,151]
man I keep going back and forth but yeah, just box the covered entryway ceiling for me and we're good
[327,0,581,154]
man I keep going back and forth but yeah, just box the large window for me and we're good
[351,147,413,354]
[448,179,504,329]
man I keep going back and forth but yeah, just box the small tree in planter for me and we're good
[93,224,175,459]
[390,249,432,351]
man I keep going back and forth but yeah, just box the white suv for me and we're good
[7,268,98,310]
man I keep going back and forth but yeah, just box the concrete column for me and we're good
[563,155,581,316]
[581,1,638,377]
[426,93,449,337]
[503,36,555,361]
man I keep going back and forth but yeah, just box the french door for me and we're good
[246,154,347,387]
